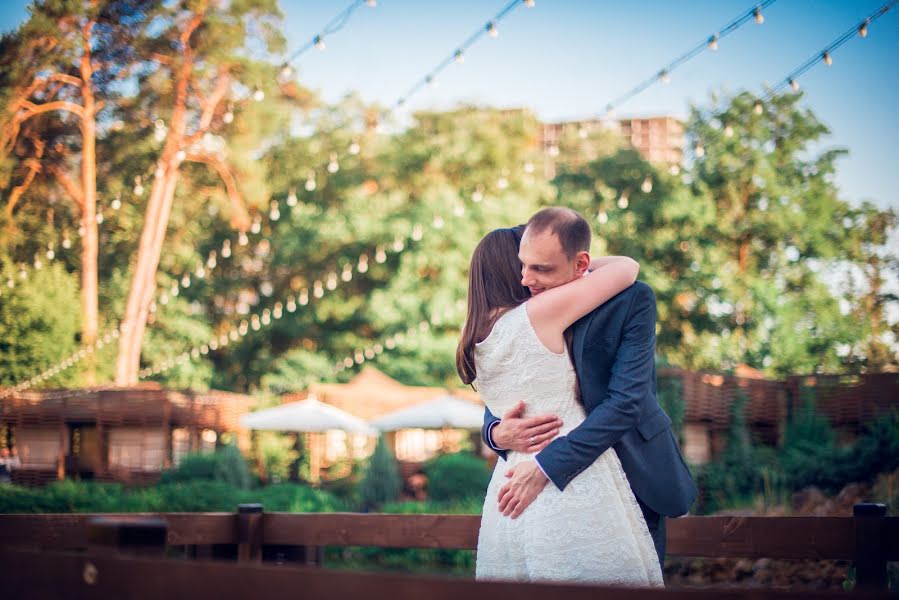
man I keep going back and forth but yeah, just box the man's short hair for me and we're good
[525,207,591,259]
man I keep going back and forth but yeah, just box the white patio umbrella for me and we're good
[240,396,376,435]
[240,395,376,482]
[370,394,484,432]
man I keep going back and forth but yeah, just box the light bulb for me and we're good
[472,188,483,203]
[253,88,265,102]
[46,248,55,260]
[375,246,387,263]
[454,203,465,217]
[238,231,249,246]
[327,154,339,173]
[754,101,763,115]
[286,188,297,206]
[695,143,705,158]
[326,273,337,290]
[822,51,832,66]
[497,176,509,189]
[789,78,800,92]
[618,193,629,209]
[134,176,144,196]
[96,212,104,224]
[858,21,868,37]
[313,281,324,297]
[357,254,369,273]
[433,216,445,229]
[222,239,231,258]
[175,149,186,162]
[659,70,670,85]
[62,237,72,249]
[305,173,316,191]
[723,124,734,138]
[708,35,718,51]
[641,176,653,193]
[111,196,121,210]
[181,274,191,288]
[269,201,280,221]
[597,210,608,225]
[314,35,325,51]
[279,64,293,80]
[454,49,465,64]
[366,0,376,6]
[223,109,234,124]
[348,140,360,155]
[250,217,261,234]
[524,0,535,6]
[341,265,352,282]
[486,22,498,38]
[392,237,404,252]
[754,7,764,24]
[412,224,423,241]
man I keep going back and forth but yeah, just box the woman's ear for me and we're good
[575,251,590,276]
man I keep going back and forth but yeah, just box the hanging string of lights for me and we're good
[600,0,776,119]
[330,319,431,375]
[391,0,534,114]
[763,0,896,99]
[278,0,378,80]
[686,0,897,162]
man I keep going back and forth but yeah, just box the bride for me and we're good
[455,224,663,586]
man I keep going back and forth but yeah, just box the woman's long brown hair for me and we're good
[455,226,529,386]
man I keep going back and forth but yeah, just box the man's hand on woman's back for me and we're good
[492,400,562,453]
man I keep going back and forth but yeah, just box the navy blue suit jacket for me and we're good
[482,281,697,518]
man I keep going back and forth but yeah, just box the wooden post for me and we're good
[86,516,167,557]
[853,502,887,592]
[236,503,263,564]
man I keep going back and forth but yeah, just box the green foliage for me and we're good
[0,479,343,514]
[0,262,80,387]
[358,435,401,510]
[159,444,252,490]
[695,398,899,513]
[424,452,491,503]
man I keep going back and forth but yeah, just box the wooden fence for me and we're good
[1,503,895,598]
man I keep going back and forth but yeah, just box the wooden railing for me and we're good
[1,503,896,598]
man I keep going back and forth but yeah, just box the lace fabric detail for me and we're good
[474,304,664,586]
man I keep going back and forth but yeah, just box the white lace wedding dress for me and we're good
[474,303,664,586]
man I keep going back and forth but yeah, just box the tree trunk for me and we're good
[79,28,99,384]
[114,166,179,384]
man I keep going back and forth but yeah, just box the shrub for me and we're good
[159,444,252,489]
[424,452,491,503]
[358,435,401,510]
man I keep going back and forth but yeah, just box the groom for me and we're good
[482,207,697,567]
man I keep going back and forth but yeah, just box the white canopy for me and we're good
[370,394,484,432]
[240,396,377,435]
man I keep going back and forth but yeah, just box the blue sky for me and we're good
[2,0,896,212]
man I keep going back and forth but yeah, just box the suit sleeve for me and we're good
[482,406,508,460]
[536,283,657,491]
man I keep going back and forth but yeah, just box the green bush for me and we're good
[252,483,346,512]
[424,452,491,503]
[358,435,401,510]
[159,444,252,489]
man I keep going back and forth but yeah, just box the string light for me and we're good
[596,0,777,119]
[764,0,894,100]
[389,0,531,114]
[754,6,765,25]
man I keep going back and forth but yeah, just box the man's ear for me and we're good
[574,251,590,276]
